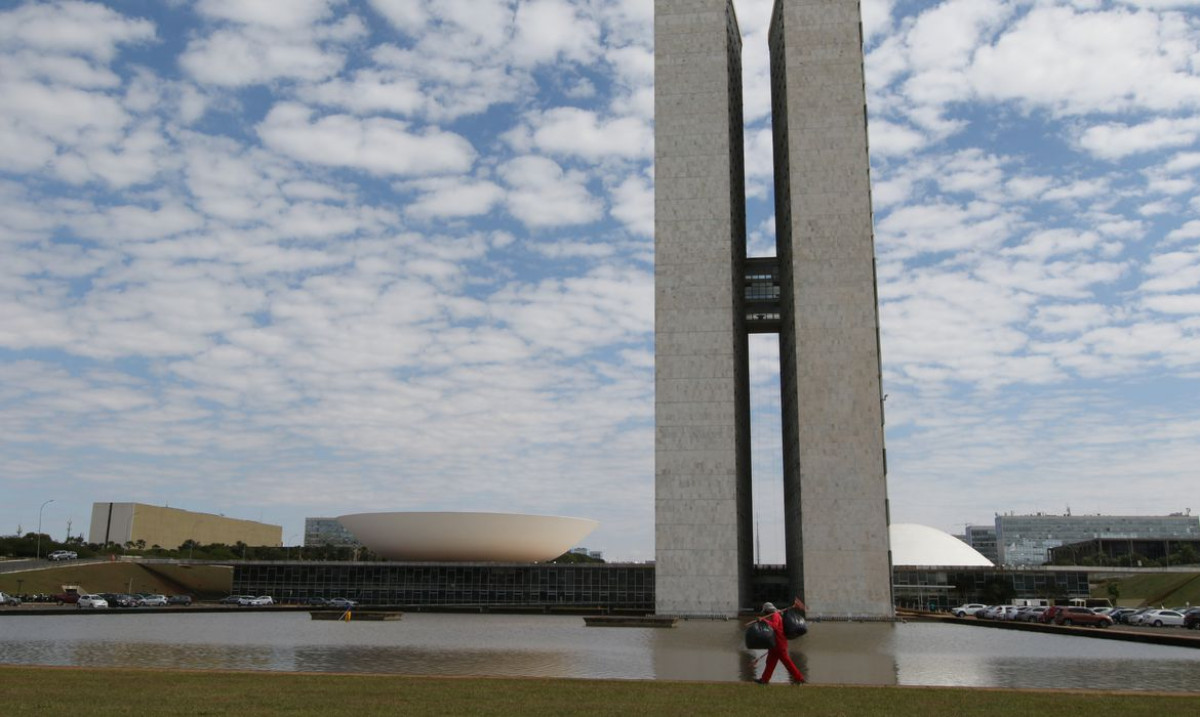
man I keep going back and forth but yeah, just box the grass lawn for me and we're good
[0,562,232,599]
[3,666,1197,716]
[1099,572,1200,608]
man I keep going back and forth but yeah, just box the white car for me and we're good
[138,594,168,607]
[952,603,988,617]
[982,605,1019,620]
[77,594,109,609]
[1139,609,1185,627]
[238,595,274,606]
[47,550,78,561]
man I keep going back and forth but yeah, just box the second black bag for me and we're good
[783,610,808,639]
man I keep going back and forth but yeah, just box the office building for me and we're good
[995,513,1200,566]
[304,517,361,548]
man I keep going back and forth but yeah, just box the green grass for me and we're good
[1097,573,1200,607]
[2,666,1197,717]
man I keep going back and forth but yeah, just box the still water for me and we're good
[1,613,1197,691]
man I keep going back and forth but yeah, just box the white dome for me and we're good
[336,511,599,563]
[889,523,993,567]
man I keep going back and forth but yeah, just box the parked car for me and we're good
[138,594,168,607]
[110,594,140,608]
[77,594,109,609]
[167,594,193,606]
[220,595,252,605]
[0,591,21,606]
[238,595,273,606]
[1016,606,1047,623]
[1127,608,1155,626]
[1139,609,1185,627]
[952,603,988,618]
[1054,606,1113,627]
[326,597,357,610]
[1107,608,1136,623]
[47,550,78,561]
[1183,608,1200,630]
[981,605,1019,620]
[52,590,81,605]
[1039,605,1067,624]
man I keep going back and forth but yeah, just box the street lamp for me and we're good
[36,499,55,560]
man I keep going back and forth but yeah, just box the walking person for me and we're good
[752,598,807,684]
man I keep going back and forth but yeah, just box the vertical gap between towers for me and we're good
[748,333,784,566]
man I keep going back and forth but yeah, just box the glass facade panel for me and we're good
[995,515,1199,566]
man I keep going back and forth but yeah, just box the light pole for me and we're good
[36,499,55,560]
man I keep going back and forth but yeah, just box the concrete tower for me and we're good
[654,0,892,618]
[654,0,753,617]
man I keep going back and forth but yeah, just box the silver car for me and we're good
[77,594,109,609]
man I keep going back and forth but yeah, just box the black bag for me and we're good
[744,620,776,649]
[783,611,808,639]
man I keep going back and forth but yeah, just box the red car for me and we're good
[1054,606,1113,627]
[1039,605,1066,624]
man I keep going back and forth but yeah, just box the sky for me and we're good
[1,0,1198,563]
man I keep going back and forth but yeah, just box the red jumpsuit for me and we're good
[759,611,805,683]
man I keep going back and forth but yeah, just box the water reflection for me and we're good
[0,613,1196,692]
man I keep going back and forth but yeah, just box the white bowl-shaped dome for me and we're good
[890,523,994,567]
[336,511,599,562]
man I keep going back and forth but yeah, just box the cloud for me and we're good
[1165,220,1200,244]
[609,172,653,238]
[195,0,344,30]
[511,0,600,67]
[297,71,425,116]
[500,155,603,228]
[404,176,505,220]
[510,107,652,161]
[0,1,155,62]
[968,6,1200,116]
[868,118,929,157]
[1078,117,1200,160]
[180,28,350,87]
[256,103,476,176]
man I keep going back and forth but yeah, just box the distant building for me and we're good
[963,525,998,564]
[88,502,281,549]
[304,517,360,548]
[995,513,1200,566]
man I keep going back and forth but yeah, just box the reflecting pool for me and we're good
[0,613,1197,691]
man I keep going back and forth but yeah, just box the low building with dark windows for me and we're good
[233,561,656,612]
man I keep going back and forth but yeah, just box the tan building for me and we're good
[88,502,282,549]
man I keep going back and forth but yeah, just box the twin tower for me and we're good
[654,0,892,617]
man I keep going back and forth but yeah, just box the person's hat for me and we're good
[762,602,777,613]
